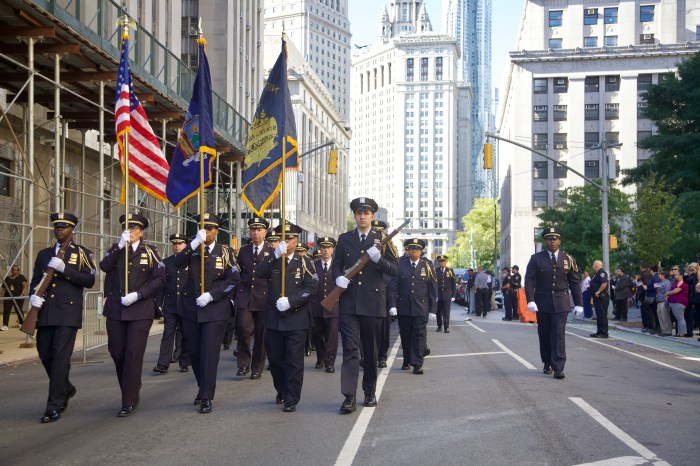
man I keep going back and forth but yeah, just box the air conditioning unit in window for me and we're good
[555,144,565,149]
[586,161,597,167]
[586,9,597,15]
[556,79,566,85]
[643,34,653,40]
[609,77,618,82]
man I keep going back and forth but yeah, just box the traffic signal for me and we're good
[609,234,618,250]
[483,143,493,169]
[328,149,338,174]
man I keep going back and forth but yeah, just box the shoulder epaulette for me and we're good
[301,256,316,278]
[422,258,437,282]
[77,245,96,270]
[563,252,578,272]
[143,244,161,267]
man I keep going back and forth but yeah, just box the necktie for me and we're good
[323,263,328,272]
[412,262,416,271]
[360,234,366,243]
[253,246,258,257]
[551,253,557,267]
[205,246,210,256]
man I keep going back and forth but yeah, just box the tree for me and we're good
[447,198,499,270]
[536,182,631,272]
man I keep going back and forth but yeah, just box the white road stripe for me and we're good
[465,321,486,333]
[573,456,651,466]
[491,339,537,370]
[570,397,670,466]
[425,351,505,359]
[568,331,700,379]
[334,337,401,466]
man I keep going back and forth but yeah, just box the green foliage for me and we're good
[669,190,700,263]
[536,182,631,272]
[448,198,499,270]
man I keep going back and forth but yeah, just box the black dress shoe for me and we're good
[223,343,230,350]
[413,366,424,375]
[364,394,377,407]
[339,395,356,414]
[377,360,387,368]
[553,371,566,379]
[117,405,136,417]
[282,402,297,413]
[179,365,189,372]
[589,333,609,338]
[236,367,249,377]
[60,386,77,412]
[444,328,450,333]
[305,349,311,356]
[423,347,431,357]
[275,393,285,405]
[199,399,212,414]
[152,364,168,374]
[436,327,442,332]
[233,350,238,357]
[193,397,202,406]
[543,364,553,374]
[40,410,61,423]
[401,362,411,370]
[502,317,512,321]
[326,367,335,373]
[250,372,261,380]
[315,361,323,369]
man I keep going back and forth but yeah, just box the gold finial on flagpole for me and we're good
[116,15,137,39]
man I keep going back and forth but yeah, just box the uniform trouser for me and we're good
[657,302,672,334]
[311,316,339,368]
[182,319,227,400]
[537,312,568,372]
[235,308,266,373]
[378,315,390,361]
[476,289,490,316]
[266,328,307,405]
[2,298,24,326]
[398,314,428,367]
[157,313,189,368]
[106,318,153,406]
[594,295,610,335]
[436,299,451,329]
[503,291,514,319]
[222,312,236,346]
[339,313,382,397]
[37,326,78,412]
[641,298,659,331]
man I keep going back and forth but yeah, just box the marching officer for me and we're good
[295,243,309,257]
[175,213,239,413]
[29,212,96,423]
[333,197,398,414]
[589,260,610,338]
[153,234,190,374]
[100,213,165,417]
[395,239,437,374]
[525,227,583,380]
[235,217,273,379]
[257,222,317,412]
[266,230,281,249]
[371,220,396,368]
[435,255,456,333]
[310,236,339,373]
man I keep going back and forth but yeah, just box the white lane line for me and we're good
[465,321,486,333]
[570,397,670,466]
[491,339,537,370]
[334,337,401,466]
[568,331,700,379]
[425,351,505,359]
[573,456,650,466]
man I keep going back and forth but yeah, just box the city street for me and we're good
[1,305,699,466]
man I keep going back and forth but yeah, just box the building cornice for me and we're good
[510,43,700,63]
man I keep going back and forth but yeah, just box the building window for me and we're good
[640,33,655,44]
[640,5,654,22]
[585,132,599,148]
[406,58,414,82]
[585,76,599,92]
[637,101,649,118]
[533,191,548,208]
[606,132,620,145]
[605,75,620,92]
[637,74,652,91]
[554,161,568,179]
[533,161,548,179]
[697,26,700,41]
[584,9,598,25]
[533,106,548,122]
[637,130,652,145]
[549,10,563,27]
[585,104,599,120]
[0,158,11,196]
[420,57,429,81]
[553,190,566,206]
[435,57,443,81]
[533,133,548,150]
[533,78,548,94]
[583,37,598,48]
[553,105,567,121]
[549,38,563,49]
[604,7,618,24]
[553,77,568,93]
[585,160,599,179]
[603,35,618,47]
[553,133,568,150]
[605,103,620,120]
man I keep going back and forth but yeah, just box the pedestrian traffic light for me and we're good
[483,143,493,169]
[328,149,338,174]
[609,234,618,250]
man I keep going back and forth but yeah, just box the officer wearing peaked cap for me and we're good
[525,227,583,380]
[435,255,456,332]
[310,236,339,373]
[370,219,395,368]
[100,213,165,417]
[29,212,96,423]
[234,216,273,379]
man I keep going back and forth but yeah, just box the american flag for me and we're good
[115,34,169,201]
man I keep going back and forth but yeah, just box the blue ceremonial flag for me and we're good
[165,40,217,208]
[242,37,299,216]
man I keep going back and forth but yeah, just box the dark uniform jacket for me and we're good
[30,242,96,328]
[590,268,609,296]
[257,253,317,331]
[332,228,398,317]
[235,242,274,313]
[174,242,239,323]
[396,256,438,317]
[436,266,457,301]
[310,259,338,317]
[511,272,522,290]
[158,255,189,314]
[100,242,165,321]
[525,250,582,314]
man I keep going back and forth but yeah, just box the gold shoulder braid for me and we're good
[422,257,437,282]
[143,244,158,267]
[379,231,399,259]
[564,252,578,272]
[78,246,96,270]
[220,245,233,269]
[301,256,316,278]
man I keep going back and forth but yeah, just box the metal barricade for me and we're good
[82,291,107,362]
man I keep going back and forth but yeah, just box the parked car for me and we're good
[491,276,503,309]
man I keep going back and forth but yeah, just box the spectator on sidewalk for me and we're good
[474,267,490,317]
[655,270,673,336]
[666,269,689,337]
[641,264,660,334]
[1,265,27,330]
[683,263,698,337]
[581,271,593,319]
[612,268,632,322]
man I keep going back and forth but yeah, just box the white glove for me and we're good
[190,229,207,250]
[117,230,131,249]
[573,306,584,317]
[367,245,381,263]
[276,297,291,312]
[121,292,139,307]
[451,297,455,302]
[274,241,288,259]
[196,292,213,307]
[48,257,65,273]
[29,294,45,308]
[389,307,397,316]
[527,301,538,312]
[335,276,350,289]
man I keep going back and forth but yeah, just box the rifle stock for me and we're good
[321,219,410,312]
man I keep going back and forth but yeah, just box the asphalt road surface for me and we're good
[1,306,698,466]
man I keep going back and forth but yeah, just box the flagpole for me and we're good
[280,34,287,298]
[198,18,205,295]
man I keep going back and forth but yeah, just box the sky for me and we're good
[348,0,524,104]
